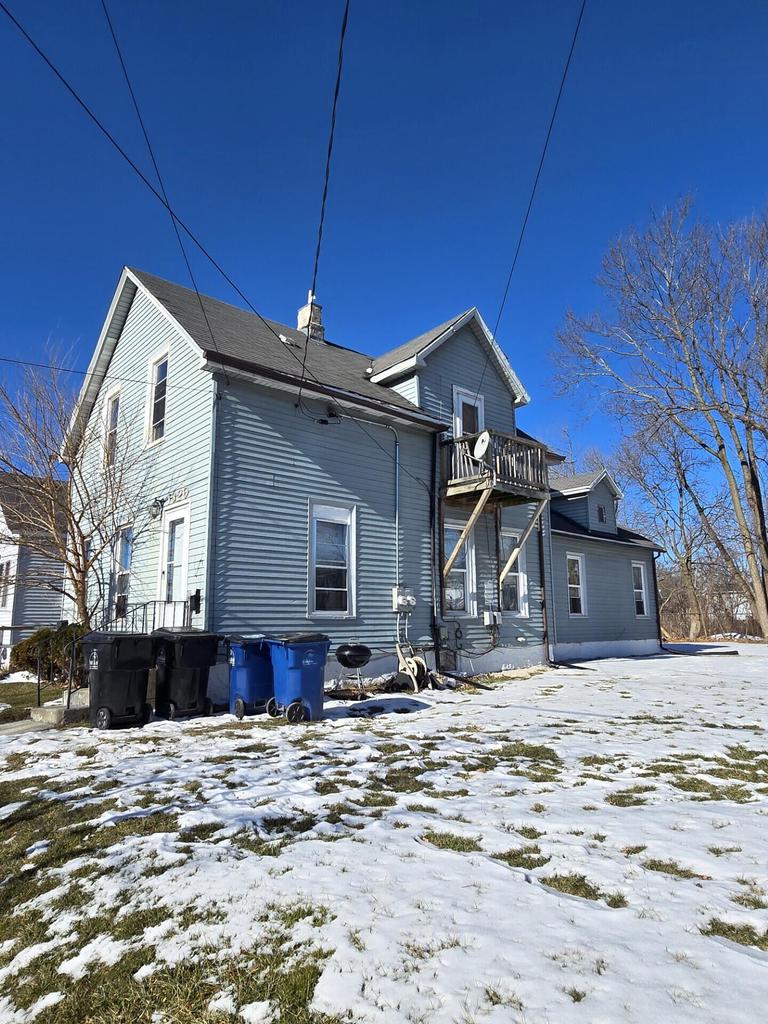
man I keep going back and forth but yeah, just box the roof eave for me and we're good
[200,352,449,431]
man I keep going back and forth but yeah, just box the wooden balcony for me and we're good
[441,430,549,503]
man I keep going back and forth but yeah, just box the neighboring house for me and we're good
[67,267,661,682]
[0,474,66,667]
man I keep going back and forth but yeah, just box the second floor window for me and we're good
[597,504,607,524]
[149,355,168,442]
[105,391,120,466]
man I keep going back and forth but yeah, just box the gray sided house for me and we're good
[69,268,661,684]
[0,474,65,666]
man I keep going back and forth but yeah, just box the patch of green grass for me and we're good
[405,802,437,813]
[496,741,561,766]
[422,830,481,853]
[0,681,66,724]
[731,879,768,909]
[541,872,626,908]
[530,802,547,814]
[484,986,524,1010]
[642,858,707,880]
[566,987,586,1003]
[622,844,647,856]
[314,779,341,796]
[494,844,550,870]
[707,845,742,857]
[515,825,544,840]
[179,822,221,843]
[371,766,433,794]
[701,919,768,951]
[605,785,655,807]
[354,791,397,808]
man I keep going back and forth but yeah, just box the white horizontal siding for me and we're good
[419,325,517,434]
[211,383,434,650]
[80,288,214,626]
[549,533,658,645]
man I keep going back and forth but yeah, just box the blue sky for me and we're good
[1,0,767,452]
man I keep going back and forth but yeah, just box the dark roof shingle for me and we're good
[549,508,661,550]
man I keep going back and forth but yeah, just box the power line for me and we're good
[296,0,351,413]
[98,0,229,385]
[472,0,587,407]
[0,0,430,495]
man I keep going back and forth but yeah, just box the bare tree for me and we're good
[556,201,768,634]
[0,360,154,628]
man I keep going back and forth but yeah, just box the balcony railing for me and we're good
[443,430,549,496]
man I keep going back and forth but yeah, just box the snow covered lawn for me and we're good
[1,646,767,1024]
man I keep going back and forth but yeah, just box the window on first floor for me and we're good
[566,553,586,616]
[0,560,12,608]
[310,504,355,616]
[112,526,133,617]
[500,531,528,616]
[632,561,648,617]
[444,523,476,615]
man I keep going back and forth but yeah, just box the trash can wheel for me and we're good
[95,706,112,730]
[234,697,246,721]
[265,697,280,719]
[142,703,153,725]
[286,700,308,724]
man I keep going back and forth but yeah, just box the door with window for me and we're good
[453,386,484,438]
[158,506,189,626]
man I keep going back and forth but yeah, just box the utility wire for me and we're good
[296,0,351,413]
[99,0,229,384]
[472,0,587,408]
[0,0,430,494]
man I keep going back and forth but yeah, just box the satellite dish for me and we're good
[473,430,491,461]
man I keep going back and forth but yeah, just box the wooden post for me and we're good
[499,500,547,586]
[443,487,493,577]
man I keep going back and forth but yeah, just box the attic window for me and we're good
[597,504,607,524]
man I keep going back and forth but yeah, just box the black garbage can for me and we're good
[152,628,220,719]
[81,632,156,730]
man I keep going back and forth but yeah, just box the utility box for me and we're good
[392,586,416,613]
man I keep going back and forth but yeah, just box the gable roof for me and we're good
[549,468,623,499]
[549,508,661,551]
[368,307,530,406]
[130,269,446,425]
[69,268,451,445]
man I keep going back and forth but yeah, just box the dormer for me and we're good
[549,470,623,535]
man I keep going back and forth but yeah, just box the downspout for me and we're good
[537,514,552,664]
[204,376,221,632]
[546,502,558,659]
[430,431,442,672]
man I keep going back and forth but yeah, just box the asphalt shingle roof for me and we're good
[369,310,472,375]
[130,269,446,425]
[549,470,605,494]
[549,508,661,550]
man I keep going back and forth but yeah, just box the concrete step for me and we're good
[29,705,89,725]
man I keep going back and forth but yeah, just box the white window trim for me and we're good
[111,524,133,615]
[452,385,485,438]
[632,560,649,618]
[308,501,357,620]
[156,501,190,604]
[500,528,529,618]
[566,551,587,617]
[596,503,607,525]
[144,349,169,448]
[102,384,121,467]
[443,520,477,618]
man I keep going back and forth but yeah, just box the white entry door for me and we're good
[158,505,189,626]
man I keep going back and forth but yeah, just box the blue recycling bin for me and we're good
[263,633,331,723]
[227,635,274,719]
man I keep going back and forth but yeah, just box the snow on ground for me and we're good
[1,646,768,1023]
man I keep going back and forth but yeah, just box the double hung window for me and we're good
[311,504,355,616]
[566,553,586,616]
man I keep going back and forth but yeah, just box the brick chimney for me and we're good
[296,291,324,342]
